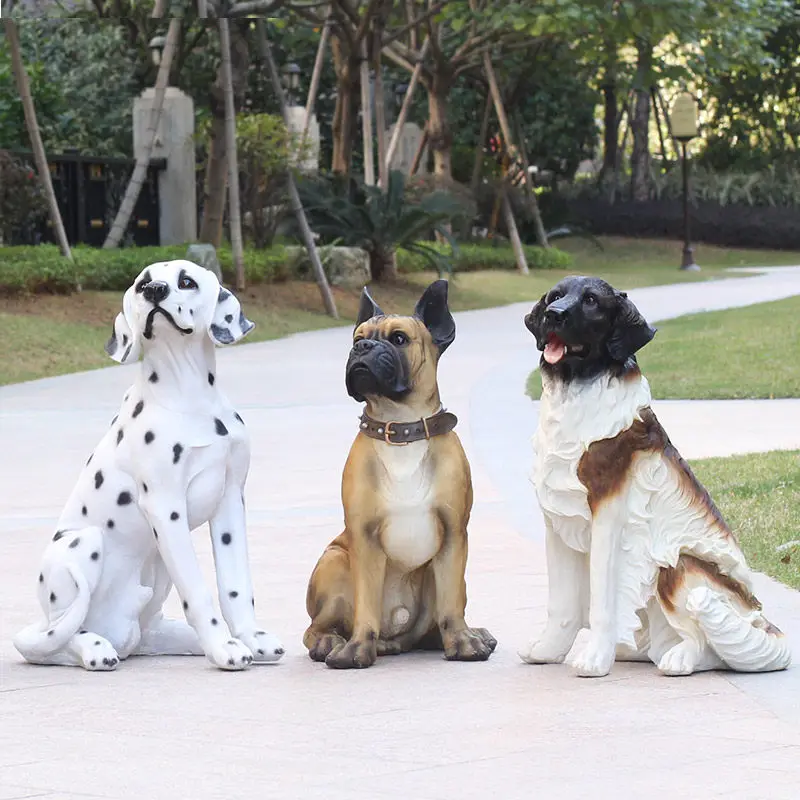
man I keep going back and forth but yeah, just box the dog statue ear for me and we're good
[414,279,456,354]
[607,291,657,361]
[355,287,384,329]
[105,288,142,364]
[209,286,256,346]
[524,294,548,350]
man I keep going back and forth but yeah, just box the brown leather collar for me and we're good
[358,408,457,446]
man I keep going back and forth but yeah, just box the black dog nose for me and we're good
[352,338,377,354]
[142,280,170,304]
[545,306,568,321]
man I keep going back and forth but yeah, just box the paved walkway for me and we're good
[2,267,800,800]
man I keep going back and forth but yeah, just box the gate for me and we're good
[8,150,166,247]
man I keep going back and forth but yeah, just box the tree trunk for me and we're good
[199,19,249,246]
[4,19,72,263]
[218,17,245,291]
[599,39,618,187]
[103,17,180,248]
[330,37,360,174]
[630,40,653,203]
[360,39,375,185]
[427,74,453,181]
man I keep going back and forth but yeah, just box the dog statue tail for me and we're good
[687,586,792,672]
[13,527,103,663]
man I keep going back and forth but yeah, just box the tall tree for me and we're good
[3,18,72,261]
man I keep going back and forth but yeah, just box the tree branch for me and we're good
[382,2,444,47]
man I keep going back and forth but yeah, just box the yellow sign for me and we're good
[671,93,698,141]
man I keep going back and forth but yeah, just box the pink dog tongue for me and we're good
[543,335,566,365]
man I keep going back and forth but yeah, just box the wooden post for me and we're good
[384,37,429,173]
[255,20,338,319]
[360,39,375,185]
[512,110,549,248]
[103,18,180,248]
[197,0,208,17]
[3,20,73,263]
[218,17,246,291]
[301,14,331,154]
[373,23,389,188]
[409,124,428,175]
[481,50,530,270]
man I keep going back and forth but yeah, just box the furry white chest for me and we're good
[377,441,440,570]
[533,371,652,552]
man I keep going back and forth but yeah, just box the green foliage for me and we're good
[0,152,47,243]
[0,18,139,155]
[396,242,572,273]
[294,170,470,279]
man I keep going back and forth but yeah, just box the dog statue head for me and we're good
[345,279,456,404]
[104,260,255,364]
[524,275,656,380]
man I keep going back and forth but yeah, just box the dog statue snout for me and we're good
[545,300,573,322]
[142,280,170,304]
[352,338,377,355]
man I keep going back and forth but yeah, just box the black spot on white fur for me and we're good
[49,592,56,603]
[211,618,218,625]
[225,314,233,323]
[173,443,183,464]
[69,537,80,549]
[107,519,114,529]
[144,431,155,444]
[81,506,87,516]
[94,470,104,489]
[229,590,238,598]
[170,511,179,520]
[208,372,215,386]
[218,288,231,303]
[91,551,99,561]
[234,412,244,424]
[215,418,228,436]
[132,400,144,418]
[117,491,132,506]
[183,600,189,611]
[149,371,158,383]
[53,530,66,542]
[210,324,233,344]
[117,429,124,445]
[221,533,232,545]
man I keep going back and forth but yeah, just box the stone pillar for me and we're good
[133,87,197,245]
[284,105,320,173]
[386,121,427,176]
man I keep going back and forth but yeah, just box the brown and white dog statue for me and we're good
[303,280,497,669]
[520,275,791,677]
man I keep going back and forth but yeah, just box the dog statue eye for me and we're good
[584,294,597,306]
[389,331,408,346]
[549,292,562,302]
[178,275,199,291]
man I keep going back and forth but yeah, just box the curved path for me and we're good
[1,267,800,799]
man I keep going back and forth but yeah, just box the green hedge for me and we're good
[396,242,572,272]
[0,240,571,295]
[0,244,293,294]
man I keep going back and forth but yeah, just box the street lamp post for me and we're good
[670,92,700,271]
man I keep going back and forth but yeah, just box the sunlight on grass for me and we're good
[692,450,800,590]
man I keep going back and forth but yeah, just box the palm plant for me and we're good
[295,169,466,281]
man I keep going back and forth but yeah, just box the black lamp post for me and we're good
[670,92,700,271]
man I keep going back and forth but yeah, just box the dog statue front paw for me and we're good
[519,628,580,664]
[206,637,254,671]
[76,633,120,671]
[444,627,497,661]
[325,638,377,669]
[237,629,285,663]
[566,633,615,677]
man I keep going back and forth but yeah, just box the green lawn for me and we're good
[692,450,800,590]
[4,236,800,387]
[527,294,800,400]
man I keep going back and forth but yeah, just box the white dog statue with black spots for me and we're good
[14,260,284,671]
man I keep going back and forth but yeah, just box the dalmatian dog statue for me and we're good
[13,260,284,671]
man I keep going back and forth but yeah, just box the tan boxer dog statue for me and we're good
[303,280,497,669]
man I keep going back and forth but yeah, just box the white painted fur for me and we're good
[14,260,284,671]
[520,368,791,677]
